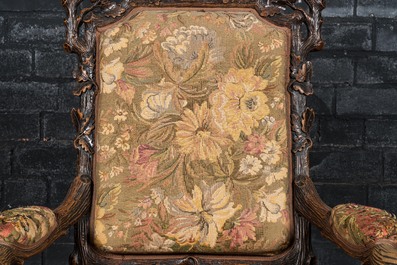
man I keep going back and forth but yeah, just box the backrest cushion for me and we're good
[93,8,292,255]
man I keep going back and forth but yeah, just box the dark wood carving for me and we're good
[0,175,92,265]
[62,0,325,264]
[0,0,395,264]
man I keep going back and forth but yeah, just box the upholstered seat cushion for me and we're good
[331,203,397,246]
[0,206,57,246]
[93,8,293,255]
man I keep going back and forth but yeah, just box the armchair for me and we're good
[0,0,396,264]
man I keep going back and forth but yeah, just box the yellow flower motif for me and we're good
[228,13,258,31]
[258,38,283,53]
[101,57,124,94]
[165,182,242,248]
[175,102,232,162]
[136,22,157,44]
[140,90,173,120]
[239,155,263,175]
[210,68,270,140]
[115,137,130,151]
[110,166,124,178]
[102,27,128,57]
[115,130,131,151]
[260,140,282,165]
[94,220,108,247]
[114,107,128,122]
[254,186,287,223]
[265,167,288,186]
[97,145,116,161]
[100,123,115,135]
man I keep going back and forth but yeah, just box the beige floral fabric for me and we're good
[0,206,57,246]
[94,9,292,255]
[332,204,397,246]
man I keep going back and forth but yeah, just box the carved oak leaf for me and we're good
[73,83,93,96]
[74,135,95,154]
[295,63,307,82]
[71,107,95,153]
[70,108,84,132]
[100,0,128,18]
[302,108,315,134]
[292,81,313,96]
[260,6,283,17]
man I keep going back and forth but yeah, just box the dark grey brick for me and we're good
[9,17,64,44]
[315,184,367,207]
[0,114,39,141]
[50,179,75,208]
[368,185,397,214]
[0,1,62,11]
[323,22,372,51]
[43,113,75,141]
[59,82,80,112]
[23,254,42,265]
[366,119,397,147]
[322,0,354,17]
[312,239,360,265]
[318,117,364,147]
[384,152,397,184]
[0,148,11,176]
[52,227,74,244]
[312,57,354,84]
[309,115,320,146]
[14,143,77,175]
[385,153,397,184]
[44,244,73,265]
[4,177,47,208]
[0,16,4,44]
[376,21,397,52]
[307,85,334,115]
[357,0,397,18]
[0,50,32,77]
[0,82,58,112]
[310,151,382,183]
[35,50,77,78]
[357,56,397,84]
[337,87,397,116]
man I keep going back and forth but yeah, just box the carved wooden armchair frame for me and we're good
[0,0,396,264]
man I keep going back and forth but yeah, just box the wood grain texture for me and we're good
[0,174,92,263]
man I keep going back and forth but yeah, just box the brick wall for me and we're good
[309,1,397,264]
[0,1,396,264]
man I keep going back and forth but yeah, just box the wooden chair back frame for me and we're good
[62,0,325,264]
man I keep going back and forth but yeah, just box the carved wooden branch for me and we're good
[0,175,92,264]
[294,175,371,259]
[295,175,397,265]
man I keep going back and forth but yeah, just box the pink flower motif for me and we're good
[117,231,124,238]
[138,197,153,209]
[244,134,266,155]
[223,208,260,248]
[136,144,158,165]
[127,145,159,184]
[0,223,14,238]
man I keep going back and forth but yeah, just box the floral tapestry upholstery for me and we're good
[332,204,397,246]
[94,8,292,254]
[0,206,57,246]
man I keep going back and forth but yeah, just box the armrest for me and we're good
[294,175,397,265]
[0,175,92,264]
